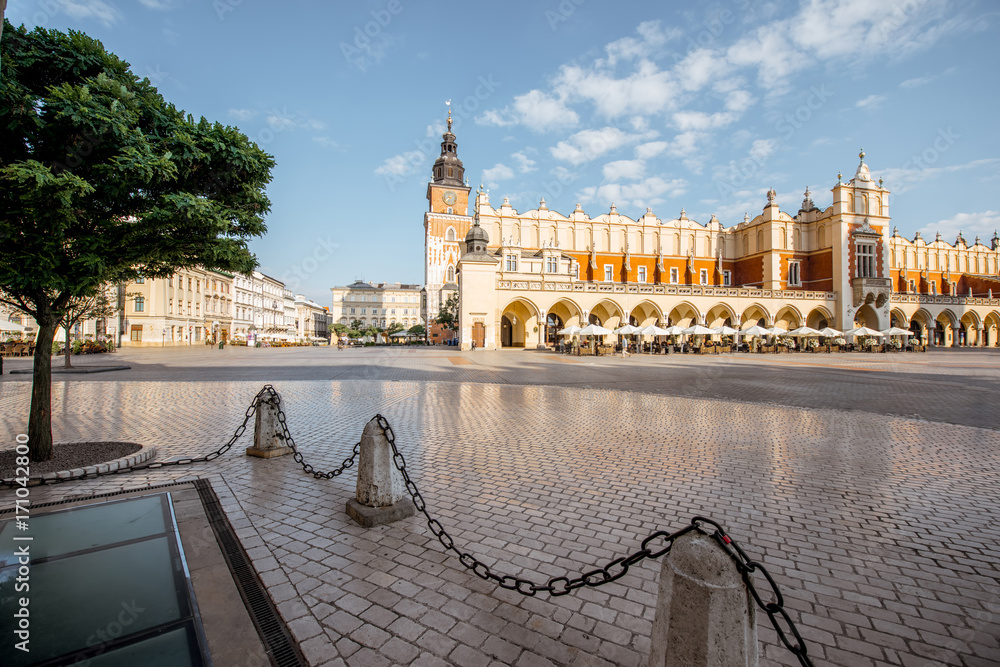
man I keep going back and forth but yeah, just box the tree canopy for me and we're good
[0,21,275,459]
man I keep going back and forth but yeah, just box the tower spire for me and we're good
[446,99,452,132]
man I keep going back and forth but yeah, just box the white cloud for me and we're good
[917,211,1000,244]
[675,48,730,92]
[578,177,687,209]
[60,0,124,27]
[602,159,645,182]
[555,61,679,119]
[602,20,677,66]
[550,127,650,166]
[900,66,956,88]
[228,108,256,122]
[483,163,515,188]
[635,141,668,160]
[312,137,344,151]
[750,139,778,161]
[139,0,176,9]
[855,94,887,109]
[874,158,1000,194]
[375,151,424,177]
[511,151,536,173]
[265,111,326,132]
[477,89,579,132]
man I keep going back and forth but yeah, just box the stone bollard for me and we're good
[245,393,292,458]
[648,530,758,667]
[346,418,415,527]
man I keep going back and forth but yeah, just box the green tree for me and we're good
[57,287,118,368]
[436,293,459,331]
[407,324,426,337]
[350,319,364,331]
[0,22,274,460]
[386,322,404,336]
[330,322,348,336]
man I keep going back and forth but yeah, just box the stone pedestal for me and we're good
[346,418,415,527]
[648,530,758,667]
[245,393,292,458]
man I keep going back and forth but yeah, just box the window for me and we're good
[723,270,732,286]
[447,265,455,282]
[134,296,145,312]
[604,265,613,282]
[168,298,173,314]
[187,301,192,315]
[446,207,453,214]
[391,309,396,314]
[856,242,876,278]
[546,257,558,273]
[637,266,647,283]
[188,278,192,290]
[135,276,145,284]
[909,279,915,293]
[670,268,679,284]
[350,308,356,314]
[130,325,142,342]
[788,261,801,287]
[699,269,708,285]
[505,255,518,271]
[574,263,580,280]
[931,282,937,295]
[446,228,456,241]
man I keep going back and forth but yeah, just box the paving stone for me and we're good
[3,347,1000,667]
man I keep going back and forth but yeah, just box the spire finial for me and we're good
[859,148,865,163]
[445,99,452,131]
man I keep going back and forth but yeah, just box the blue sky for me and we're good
[5,0,1000,305]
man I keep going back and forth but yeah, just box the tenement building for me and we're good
[431,131,1000,350]
[330,281,424,330]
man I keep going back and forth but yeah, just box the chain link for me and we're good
[1,389,813,666]
[1,385,275,488]
[268,388,361,479]
[374,414,813,665]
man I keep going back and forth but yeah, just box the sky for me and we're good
[5,0,1000,306]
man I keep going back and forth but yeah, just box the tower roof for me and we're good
[431,102,465,187]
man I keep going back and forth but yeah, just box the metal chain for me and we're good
[1,384,271,488]
[696,516,815,667]
[268,388,360,479]
[373,414,813,666]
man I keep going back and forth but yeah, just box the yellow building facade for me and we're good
[430,130,1000,350]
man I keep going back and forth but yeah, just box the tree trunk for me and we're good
[29,319,56,462]
[64,326,73,368]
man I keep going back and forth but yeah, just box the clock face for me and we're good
[442,190,458,206]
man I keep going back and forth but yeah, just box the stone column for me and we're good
[649,530,758,667]
[246,393,292,458]
[346,418,415,527]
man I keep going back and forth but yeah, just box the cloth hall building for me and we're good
[423,122,1000,351]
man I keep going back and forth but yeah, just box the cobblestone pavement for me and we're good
[2,348,999,666]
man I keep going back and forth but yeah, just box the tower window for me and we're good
[857,242,876,278]
[723,270,732,286]
[637,266,647,283]
[448,167,453,177]
[670,268,679,284]
[788,261,801,286]
[699,269,708,285]
[604,265,613,282]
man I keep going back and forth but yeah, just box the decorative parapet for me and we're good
[891,293,1000,306]
[497,279,837,301]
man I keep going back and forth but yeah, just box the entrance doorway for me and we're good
[472,322,485,349]
[501,316,513,347]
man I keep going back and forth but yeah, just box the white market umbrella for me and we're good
[613,324,642,335]
[767,326,788,336]
[845,326,884,338]
[787,326,822,337]
[639,324,670,336]
[557,325,582,336]
[741,325,770,337]
[0,320,25,332]
[682,325,716,335]
[818,327,843,337]
[661,325,687,336]
[712,325,740,335]
[578,323,612,336]
[881,327,912,337]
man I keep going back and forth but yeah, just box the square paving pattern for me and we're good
[1,348,999,666]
